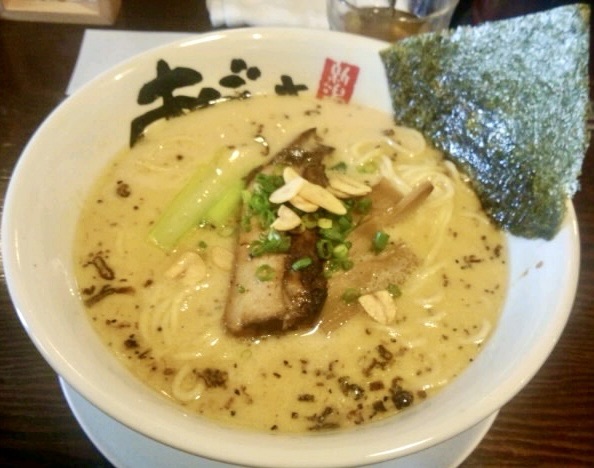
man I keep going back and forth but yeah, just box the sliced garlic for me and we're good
[358,290,397,325]
[299,182,346,215]
[165,251,207,286]
[283,166,301,182]
[269,176,305,204]
[271,204,302,231]
[328,173,372,196]
[211,245,234,271]
[289,194,318,212]
[326,186,351,199]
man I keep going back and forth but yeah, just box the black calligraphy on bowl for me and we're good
[130,58,309,146]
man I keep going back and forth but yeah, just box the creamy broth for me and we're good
[74,95,507,433]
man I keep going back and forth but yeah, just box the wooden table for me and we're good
[1,1,592,466]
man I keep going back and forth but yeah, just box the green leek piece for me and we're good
[149,148,249,250]
[380,4,590,239]
[203,179,244,227]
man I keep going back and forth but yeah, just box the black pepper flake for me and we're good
[85,254,115,280]
[338,376,365,400]
[124,336,139,349]
[116,180,131,198]
[493,244,503,258]
[369,381,385,391]
[298,394,315,402]
[306,406,338,431]
[304,108,321,116]
[346,408,364,425]
[196,368,228,388]
[372,400,387,412]
[459,254,484,270]
[84,284,135,307]
[391,388,414,410]
[82,285,95,295]
[300,359,309,374]
[377,344,393,361]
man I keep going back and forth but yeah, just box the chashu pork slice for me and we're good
[224,214,327,334]
[224,226,288,333]
[224,128,333,335]
[319,179,428,332]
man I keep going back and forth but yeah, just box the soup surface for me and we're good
[74,94,507,433]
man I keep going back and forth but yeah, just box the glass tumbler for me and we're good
[327,0,460,42]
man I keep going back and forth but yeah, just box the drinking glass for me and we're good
[327,0,460,42]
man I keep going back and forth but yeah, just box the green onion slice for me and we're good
[292,256,313,271]
[341,288,361,304]
[255,264,275,282]
[372,230,390,253]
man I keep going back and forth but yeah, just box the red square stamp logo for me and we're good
[316,58,360,103]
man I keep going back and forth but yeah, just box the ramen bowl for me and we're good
[1,28,579,467]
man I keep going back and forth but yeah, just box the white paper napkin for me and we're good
[206,0,329,29]
[67,30,194,95]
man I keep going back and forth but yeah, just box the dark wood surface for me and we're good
[1,1,592,466]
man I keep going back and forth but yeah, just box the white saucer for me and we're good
[59,377,497,467]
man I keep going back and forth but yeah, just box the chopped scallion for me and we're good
[316,239,333,259]
[330,161,347,172]
[292,256,313,271]
[301,214,318,229]
[317,218,333,229]
[242,173,285,230]
[333,243,349,259]
[372,230,390,253]
[250,229,291,257]
[353,197,372,215]
[255,264,275,282]
[387,283,402,298]
[341,288,360,304]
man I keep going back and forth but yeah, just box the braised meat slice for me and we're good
[318,180,422,332]
[224,129,333,335]
[282,229,327,327]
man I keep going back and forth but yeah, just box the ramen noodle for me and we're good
[74,95,507,433]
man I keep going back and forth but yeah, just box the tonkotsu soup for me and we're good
[74,94,507,433]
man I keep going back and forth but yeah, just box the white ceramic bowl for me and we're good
[1,28,580,467]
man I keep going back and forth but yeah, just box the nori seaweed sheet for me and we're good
[380,4,590,239]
